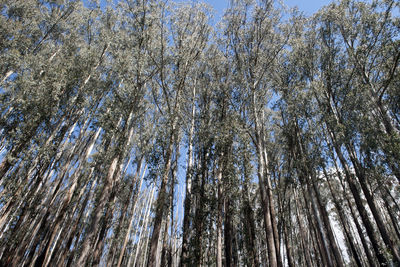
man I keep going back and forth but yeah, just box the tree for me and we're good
[0,0,399,266]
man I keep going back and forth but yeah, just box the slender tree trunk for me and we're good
[242,166,259,267]
[345,143,400,264]
[216,155,224,267]
[76,154,119,266]
[161,215,171,267]
[168,146,178,267]
[294,190,312,267]
[326,131,377,266]
[256,136,277,267]
[281,192,294,267]
[323,168,363,267]
[340,177,376,266]
[303,183,333,267]
[224,197,235,267]
[325,125,388,265]
[148,127,176,267]
[262,141,282,267]
[194,148,208,265]
[383,196,400,241]
[181,84,196,267]
[311,179,344,267]
[130,187,154,267]
[252,92,278,267]
[116,167,147,267]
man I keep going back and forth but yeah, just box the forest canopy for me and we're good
[0,0,399,266]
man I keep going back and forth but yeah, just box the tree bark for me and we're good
[180,85,196,267]
[325,126,388,265]
[324,168,363,267]
[216,155,224,267]
[242,163,259,267]
[148,127,176,267]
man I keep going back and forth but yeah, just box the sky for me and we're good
[97,0,336,20]
[203,0,335,20]
[281,0,335,14]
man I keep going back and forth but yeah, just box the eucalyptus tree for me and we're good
[0,0,159,265]
[334,0,400,181]
[0,0,399,266]
[238,140,260,267]
[147,2,210,266]
[180,72,198,267]
[0,0,81,179]
[179,57,214,266]
[184,59,215,265]
[276,55,341,266]
[208,42,238,267]
[278,1,400,265]
[222,1,291,265]
[74,0,160,265]
[314,2,400,263]
[0,2,115,265]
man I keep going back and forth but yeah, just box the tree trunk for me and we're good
[181,85,196,267]
[256,136,277,267]
[193,148,208,265]
[224,198,235,267]
[326,126,388,265]
[216,156,224,267]
[324,168,363,267]
[345,143,400,264]
[148,128,176,267]
[76,154,119,266]
[282,197,294,267]
[108,159,144,266]
[294,191,312,267]
[262,143,282,267]
[311,179,344,267]
[242,164,259,267]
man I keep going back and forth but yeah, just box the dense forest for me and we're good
[0,0,399,266]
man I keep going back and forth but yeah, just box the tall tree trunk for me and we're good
[252,91,278,267]
[130,187,154,267]
[282,206,294,267]
[311,179,344,267]
[216,155,224,267]
[340,176,376,266]
[193,148,208,265]
[256,136,277,267]
[107,158,144,266]
[76,154,119,266]
[148,127,176,267]
[382,196,400,241]
[344,142,400,264]
[294,190,312,267]
[262,141,282,267]
[224,198,235,267]
[323,168,363,267]
[242,164,259,267]
[181,85,196,267]
[116,168,147,267]
[161,215,170,267]
[57,169,97,266]
[325,124,388,265]
[327,131,377,266]
[303,183,333,267]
